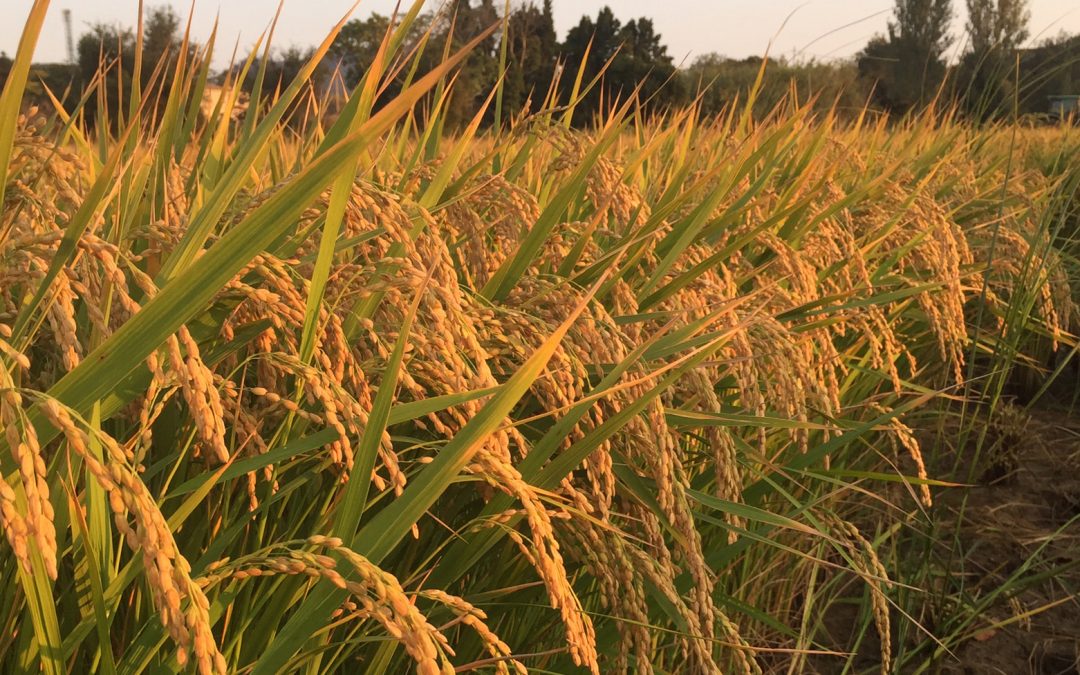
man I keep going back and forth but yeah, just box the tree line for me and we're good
[860,0,1080,120]
[3,0,1078,125]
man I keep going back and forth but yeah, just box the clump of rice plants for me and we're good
[0,2,1075,674]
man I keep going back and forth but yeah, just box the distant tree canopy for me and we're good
[855,0,1069,121]
[74,5,192,124]
[688,54,871,119]
[956,0,1032,120]
[11,0,1080,127]
[560,7,682,124]
[239,46,314,95]
[857,0,953,113]
[0,52,12,85]
[501,0,558,114]
[329,13,407,87]
[299,2,682,127]
[1018,33,1080,115]
[75,23,133,91]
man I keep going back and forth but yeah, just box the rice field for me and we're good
[1,2,1078,674]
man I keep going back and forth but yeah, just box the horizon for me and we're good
[4,1,1080,71]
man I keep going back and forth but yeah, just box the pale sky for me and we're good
[4,1,1080,68]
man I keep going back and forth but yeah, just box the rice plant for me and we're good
[0,2,1076,673]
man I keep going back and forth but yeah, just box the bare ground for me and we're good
[935,407,1080,675]
[805,405,1080,674]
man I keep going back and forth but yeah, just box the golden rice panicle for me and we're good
[0,389,58,579]
[171,327,230,464]
[0,337,43,575]
[982,226,1074,350]
[468,451,598,672]
[559,507,653,673]
[39,398,224,674]
[859,186,975,385]
[628,540,753,674]
[125,264,230,465]
[679,369,743,541]
[583,154,651,231]
[439,173,540,288]
[309,538,457,675]
[43,269,82,371]
[833,518,892,675]
[418,589,528,675]
[0,460,31,573]
[869,403,932,507]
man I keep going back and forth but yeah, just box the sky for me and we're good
[4,0,1080,69]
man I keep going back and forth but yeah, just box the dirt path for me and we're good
[936,407,1080,674]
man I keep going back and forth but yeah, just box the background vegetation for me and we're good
[4,0,1079,127]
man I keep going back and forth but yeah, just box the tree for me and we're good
[1017,32,1080,116]
[432,0,501,126]
[559,6,682,124]
[229,44,316,125]
[330,14,391,86]
[257,46,313,94]
[329,13,434,88]
[958,0,1030,119]
[609,18,683,113]
[143,4,183,74]
[0,52,11,91]
[966,0,1029,53]
[560,5,623,122]
[686,53,871,120]
[857,37,901,110]
[76,22,135,126]
[75,5,192,126]
[857,0,953,113]
[501,0,558,116]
